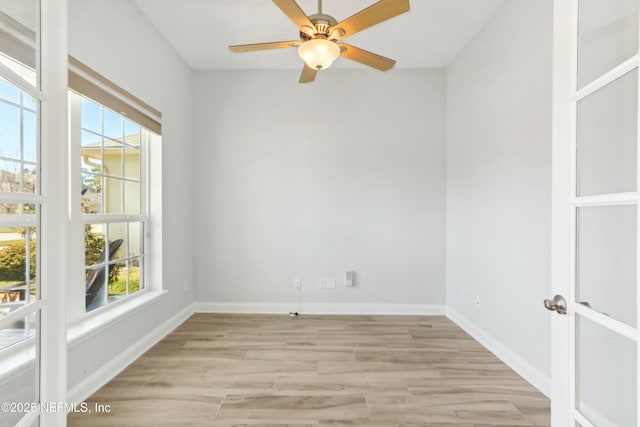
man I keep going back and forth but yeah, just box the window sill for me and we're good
[0,337,36,379]
[68,289,166,346]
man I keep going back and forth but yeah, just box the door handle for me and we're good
[544,295,567,315]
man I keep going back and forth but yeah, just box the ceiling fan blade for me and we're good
[329,0,410,40]
[272,0,315,35]
[229,41,301,53]
[338,43,396,71]
[299,63,317,83]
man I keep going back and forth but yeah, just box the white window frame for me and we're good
[68,91,155,321]
[0,1,70,425]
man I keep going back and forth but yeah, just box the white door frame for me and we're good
[551,1,574,424]
[551,0,640,425]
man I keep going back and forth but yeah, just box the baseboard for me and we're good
[66,303,195,403]
[194,302,446,316]
[446,306,551,397]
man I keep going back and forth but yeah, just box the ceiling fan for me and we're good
[228,0,410,83]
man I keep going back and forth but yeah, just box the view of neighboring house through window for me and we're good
[0,72,38,340]
[74,93,147,312]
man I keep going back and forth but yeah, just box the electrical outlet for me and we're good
[344,270,354,287]
[294,277,301,289]
[319,278,336,289]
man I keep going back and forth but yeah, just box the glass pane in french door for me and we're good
[578,0,639,88]
[576,315,637,426]
[576,205,637,326]
[577,69,637,196]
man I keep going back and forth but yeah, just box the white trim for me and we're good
[68,59,161,124]
[0,339,35,381]
[0,193,46,203]
[194,302,446,316]
[574,410,596,427]
[0,215,38,227]
[80,214,146,225]
[0,60,45,101]
[0,300,44,330]
[574,405,616,427]
[68,290,166,345]
[573,192,638,206]
[552,0,577,423]
[575,55,638,101]
[572,303,638,342]
[445,306,550,397]
[15,411,39,427]
[67,302,194,404]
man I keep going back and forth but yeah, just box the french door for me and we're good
[552,0,639,425]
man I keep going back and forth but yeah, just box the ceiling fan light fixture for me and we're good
[298,38,340,70]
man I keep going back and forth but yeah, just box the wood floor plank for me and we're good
[68,314,550,426]
[216,395,369,421]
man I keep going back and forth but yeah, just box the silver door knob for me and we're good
[544,295,567,315]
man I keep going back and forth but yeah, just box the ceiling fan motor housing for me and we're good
[300,14,340,41]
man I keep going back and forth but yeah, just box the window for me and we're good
[71,93,149,312]
[0,76,39,327]
[0,4,45,426]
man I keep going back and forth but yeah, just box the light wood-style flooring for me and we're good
[68,314,550,426]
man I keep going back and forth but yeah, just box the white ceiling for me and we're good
[133,0,505,70]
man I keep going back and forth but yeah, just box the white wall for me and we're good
[445,0,553,391]
[67,0,194,389]
[193,69,446,310]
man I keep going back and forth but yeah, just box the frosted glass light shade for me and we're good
[298,39,340,70]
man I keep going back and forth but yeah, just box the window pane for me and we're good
[0,227,37,316]
[107,260,127,300]
[128,222,143,257]
[85,265,107,312]
[0,78,19,104]
[0,202,35,216]
[104,139,123,178]
[0,159,21,192]
[576,316,637,427]
[577,69,637,196]
[103,109,123,141]
[84,224,130,313]
[577,205,637,327]
[23,108,37,163]
[81,155,102,177]
[578,0,639,87]
[0,311,36,348]
[81,100,102,134]
[124,181,140,214]
[104,177,123,214]
[124,120,140,139]
[124,145,140,180]
[84,224,105,267]
[132,256,143,291]
[81,130,102,152]
[22,165,36,194]
[81,173,102,214]
[0,101,20,159]
[128,259,141,293]
[108,223,126,260]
